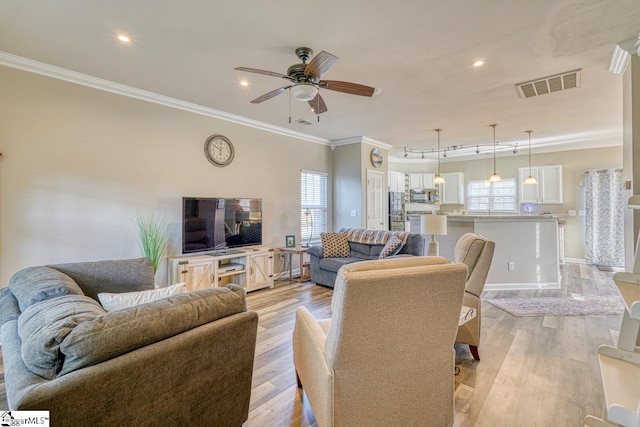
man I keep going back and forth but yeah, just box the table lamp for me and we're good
[421,214,448,256]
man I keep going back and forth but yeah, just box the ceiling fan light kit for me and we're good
[291,83,318,101]
[234,47,376,116]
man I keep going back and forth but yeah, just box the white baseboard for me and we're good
[565,257,587,264]
[485,282,561,291]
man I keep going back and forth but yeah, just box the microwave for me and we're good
[409,189,437,203]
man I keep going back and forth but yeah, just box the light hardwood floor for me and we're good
[244,262,620,427]
[0,263,621,426]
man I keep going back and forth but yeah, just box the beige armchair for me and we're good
[453,233,495,360]
[292,256,467,427]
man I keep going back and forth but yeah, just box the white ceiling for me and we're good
[1,0,639,161]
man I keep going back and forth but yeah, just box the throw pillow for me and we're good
[97,282,187,312]
[379,235,404,259]
[18,295,106,379]
[9,266,84,312]
[321,232,350,258]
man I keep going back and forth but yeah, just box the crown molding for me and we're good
[0,51,332,146]
[331,136,393,150]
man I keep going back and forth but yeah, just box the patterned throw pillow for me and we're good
[321,232,351,258]
[379,235,404,259]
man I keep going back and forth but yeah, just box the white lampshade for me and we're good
[488,172,502,183]
[421,215,447,236]
[433,174,446,185]
[523,175,538,185]
[291,83,318,101]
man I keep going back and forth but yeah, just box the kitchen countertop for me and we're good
[445,214,567,223]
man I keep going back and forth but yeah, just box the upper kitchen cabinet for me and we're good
[388,171,406,193]
[438,172,464,205]
[408,173,436,189]
[519,165,563,204]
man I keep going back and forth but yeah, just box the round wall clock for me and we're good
[370,148,383,168]
[204,134,234,167]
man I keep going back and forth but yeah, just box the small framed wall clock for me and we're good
[370,148,383,168]
[204,134,235,167]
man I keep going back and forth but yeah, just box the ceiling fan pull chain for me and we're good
[289,90,292,124]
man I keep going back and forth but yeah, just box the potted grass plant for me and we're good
[134,211,170,273]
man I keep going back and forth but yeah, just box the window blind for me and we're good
[300,170,328,246]
[466,178,517,212]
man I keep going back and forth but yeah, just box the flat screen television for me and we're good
[182,197,262,254]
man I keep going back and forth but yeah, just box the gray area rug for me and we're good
[486,295,625,317]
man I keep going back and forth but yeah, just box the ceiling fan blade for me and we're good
[319,80,376,97]
[304,51,339,78]
[234,67,293,80]
[250,86,292,104]
[308,93,328,114]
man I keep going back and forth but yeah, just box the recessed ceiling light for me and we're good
[240,80,249,87]
[473,60,484,67]
[117,34,131,43]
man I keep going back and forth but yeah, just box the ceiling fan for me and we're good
[234,47,377,114]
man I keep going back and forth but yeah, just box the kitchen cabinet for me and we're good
[519,165,563,204]
[408,173,436,189]
[388,171,406,193]
[438,172,464,204]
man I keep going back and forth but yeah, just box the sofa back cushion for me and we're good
[59,284,248,376]
[398,234,425,256]
[50,258,155,301]
[9,266,85,312]
[348,242,383,259]
[17,295,106,379]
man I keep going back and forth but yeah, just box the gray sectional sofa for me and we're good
[308,229,425,288]
[0,257,258,427]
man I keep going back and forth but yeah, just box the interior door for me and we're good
[367,169,386,230]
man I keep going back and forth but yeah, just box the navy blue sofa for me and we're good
[308,230,425,288]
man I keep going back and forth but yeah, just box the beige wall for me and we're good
[0,66,333,284]
[333,144,362,230]
[390,146,623,259]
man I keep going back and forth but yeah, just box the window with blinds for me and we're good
[466,178,517,212]
[300,170,328,246]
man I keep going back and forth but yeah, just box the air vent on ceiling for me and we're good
[516,69,581,99]
[294,118,314,125]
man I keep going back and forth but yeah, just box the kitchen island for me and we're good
[436,215,562,290]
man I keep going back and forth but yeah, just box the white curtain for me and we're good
[584,168,625,267]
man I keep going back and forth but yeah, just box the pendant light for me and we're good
[488,124,502,183]
[523,130,538,185]
[433,128,446,185]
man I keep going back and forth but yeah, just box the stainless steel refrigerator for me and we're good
[389,192,405,231]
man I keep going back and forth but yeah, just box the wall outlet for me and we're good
[508,261,515,271]
[350,210,357,217]
[568,210,576,216]
[579,210,586,216]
